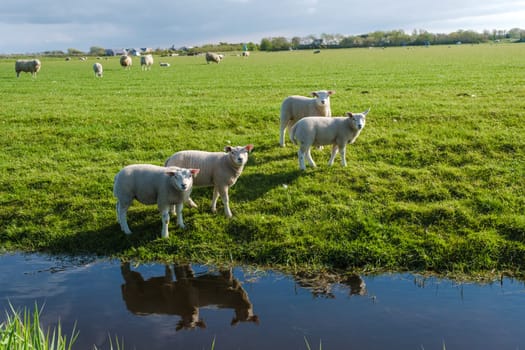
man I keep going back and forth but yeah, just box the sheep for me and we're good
[140,54,154,70]
[120,55,132,69]
[205,52,222,64]
[15,59,41,78]
[113,164,200,238]
[164,144,254,218]
[160,62,170,67]
[93,62,103,77]
[279,90,335,147]
[289,108,369,170]
[242,51,250,57]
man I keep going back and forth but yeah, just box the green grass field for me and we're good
[1,44,524,277]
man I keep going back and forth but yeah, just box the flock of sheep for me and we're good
[13,56,368,238]
[14,51,237,80]
[113,88,369,238]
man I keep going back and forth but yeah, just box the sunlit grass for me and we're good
[0,44,524,276]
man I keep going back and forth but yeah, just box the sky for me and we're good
[1,0,524,54]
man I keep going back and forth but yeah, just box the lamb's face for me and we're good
[225,144,254,167]
[349,113,366,130]
[167,167,199,191]
[312,90,334,106]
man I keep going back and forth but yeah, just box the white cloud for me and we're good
[0,0,523,53]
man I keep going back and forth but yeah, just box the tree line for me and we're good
[260,28,525,51]
[30,27,524,57]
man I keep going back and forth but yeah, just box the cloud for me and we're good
[0,0,523,53]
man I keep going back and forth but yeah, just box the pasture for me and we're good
[1,45,524,276]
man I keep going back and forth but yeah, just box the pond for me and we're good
[0,252,524,349]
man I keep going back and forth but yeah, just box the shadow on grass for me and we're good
[234,169,302,202]
[40,219,166,257]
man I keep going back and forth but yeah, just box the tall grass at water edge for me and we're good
[0,303,77,350]
[0,44,524,276]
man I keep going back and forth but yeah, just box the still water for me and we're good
[0,252,524,350]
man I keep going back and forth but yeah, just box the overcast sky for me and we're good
[1,0,524,53]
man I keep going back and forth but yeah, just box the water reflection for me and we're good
[120,262,259,331]
[294,271,367,298]
[1,253,525,350]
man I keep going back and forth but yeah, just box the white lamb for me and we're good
[205,52,222,64]
[113,164,200,238]
[93,62,103,77]
[120,55,132,69]
[164,144,254,218]
[279,90,335,147]
[289,109,369,170]
[15,59,41,78]
[141,54,154,70]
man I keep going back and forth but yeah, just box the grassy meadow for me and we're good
[1,44,524,277]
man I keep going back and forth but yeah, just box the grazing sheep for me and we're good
[93,62,103,77]
[113,164,200,238]
[290,109,369,170]
[15,59,41,78]
[165,144,254,218]
[279,90,335,147]
[160,62,170,67]
[141,54,154,70]
[205,52,222,64]
[120,55,132,69]
[242,51,250,57]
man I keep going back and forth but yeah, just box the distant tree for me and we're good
[508,28,523,40]
[260,38,272,51]
[271,37,291,51]
[89,46,105,56]
[246,42,258,51]
[67,48,84,56]
[291,36,301,49]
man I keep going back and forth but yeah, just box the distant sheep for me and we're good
[160,62,170,67]
[113,164,200,238]
[279,90,335,147]
[15,59,41,78]
[141,54,154,70]
[206,52,222,64]
[93,62,103,77]
[120,55,132,69]
[290,109,369,170]
[242,51,250,57]
[165,144,254,218]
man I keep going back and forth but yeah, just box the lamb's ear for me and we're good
[245,144,254,152]
[165,170,176,177]
[190,168,200,177]
[224,145,233,153]
[363,107,371,116]
[311,91,318,97]
[346,112,353,117]
[328,90,335,95]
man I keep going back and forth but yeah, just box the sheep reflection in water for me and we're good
[294,271,366,298]
[120,262,259,331]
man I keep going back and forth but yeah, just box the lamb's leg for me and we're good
[340,145,347,167]
[219,187,232,218]
[187,197,198,208]
[211,187,220,213]
[298,149,306,170]
[328,145,339,166]
[279,121,286,147]
[175,203,186,229]
[305,147,316,168]
[161,208,171,238]
[117,200,132,234]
